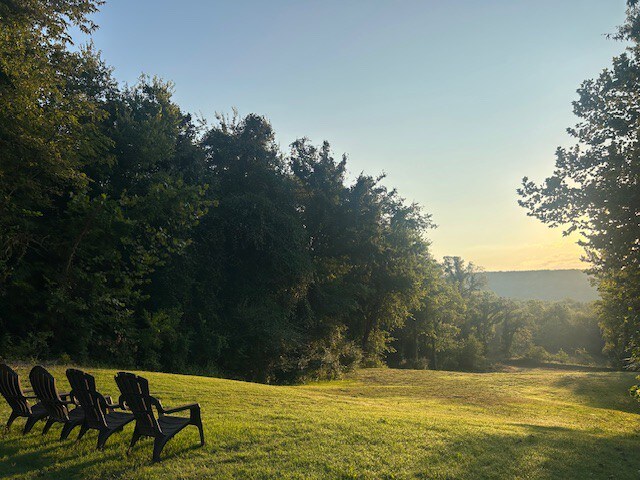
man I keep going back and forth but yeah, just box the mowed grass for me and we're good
[0,366,638,479]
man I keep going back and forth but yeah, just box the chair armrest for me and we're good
[102,395,120,412]
[149,396,165,415]
[162,403,200,415]
[116,395,128,410]
[60,392,79,406]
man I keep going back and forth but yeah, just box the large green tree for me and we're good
[1,73,208,364]
[0,0,105,287]
[391,260,464,370]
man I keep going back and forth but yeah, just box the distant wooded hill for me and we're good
[484,269,598,302]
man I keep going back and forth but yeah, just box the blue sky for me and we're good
[78,0,628,270]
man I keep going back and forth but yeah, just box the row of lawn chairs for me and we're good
[0,364,205,462]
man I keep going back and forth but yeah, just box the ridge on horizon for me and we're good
[485,267,589,274]
[483,269,597,302]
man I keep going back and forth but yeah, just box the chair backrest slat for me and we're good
[29,366,69,422]
[66,369,107,429]
[0,364,31,416]
[114,372,161,436]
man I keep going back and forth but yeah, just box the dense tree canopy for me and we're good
[0,0,106,287]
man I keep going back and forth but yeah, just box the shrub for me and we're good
[58,353,72,365]
[553,348,570,364]
[271,325,363,383]
[630,380,640,403]
[3,332,53,361]
[399,357,430,370]
[523,345,550,364]
[457,335,488,371]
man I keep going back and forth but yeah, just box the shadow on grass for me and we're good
[503,359,616,372]
[0,429,130,479]
[128,435,206,462]
[414,424,640,480]
[551,373,640,414]
[0,422,208,479]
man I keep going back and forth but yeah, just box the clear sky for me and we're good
[78,0,628,271]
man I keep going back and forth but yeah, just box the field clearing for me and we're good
[0,366,638,479]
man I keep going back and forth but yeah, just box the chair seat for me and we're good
[30,402,47,416]
[105,411,135,430]
[158,415,190,436]
[68,407,84,422]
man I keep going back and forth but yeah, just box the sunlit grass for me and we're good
[0,366,638,479]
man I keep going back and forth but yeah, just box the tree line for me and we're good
[0,1,618,383]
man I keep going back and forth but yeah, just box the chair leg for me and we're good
[190,407,205,446]
[76,423,89,442]
[97,429,112,450]
[197,421,205,447]
[60,421,79,440]
[127,429,142,455]
[23,415,40,435]
[6,412,18,431]
[42,418,55,435]
[152,437,168,463]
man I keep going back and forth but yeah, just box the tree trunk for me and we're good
[430,337,437,369]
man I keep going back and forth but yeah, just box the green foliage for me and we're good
[442,256,486,298]
[271,325,362,383]
[554,349,570,364]
[0,0,106,286]
[390,260,464,370]
[532,301,603,355]
[2,331,53,360]
[457,334,488,371]
[631,382,640,402]
[137,308,190,372]
[0,18,208,369]
[523,345,550,365]
[391,277,605,372]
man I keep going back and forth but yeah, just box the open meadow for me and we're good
[0,366,638,479]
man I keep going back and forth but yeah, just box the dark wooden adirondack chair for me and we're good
[29,365,84,440]
[0,364,49,434]
[66,368,135,449]
[114,372,204,462]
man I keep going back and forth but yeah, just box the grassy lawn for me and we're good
[0,365,638,479]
